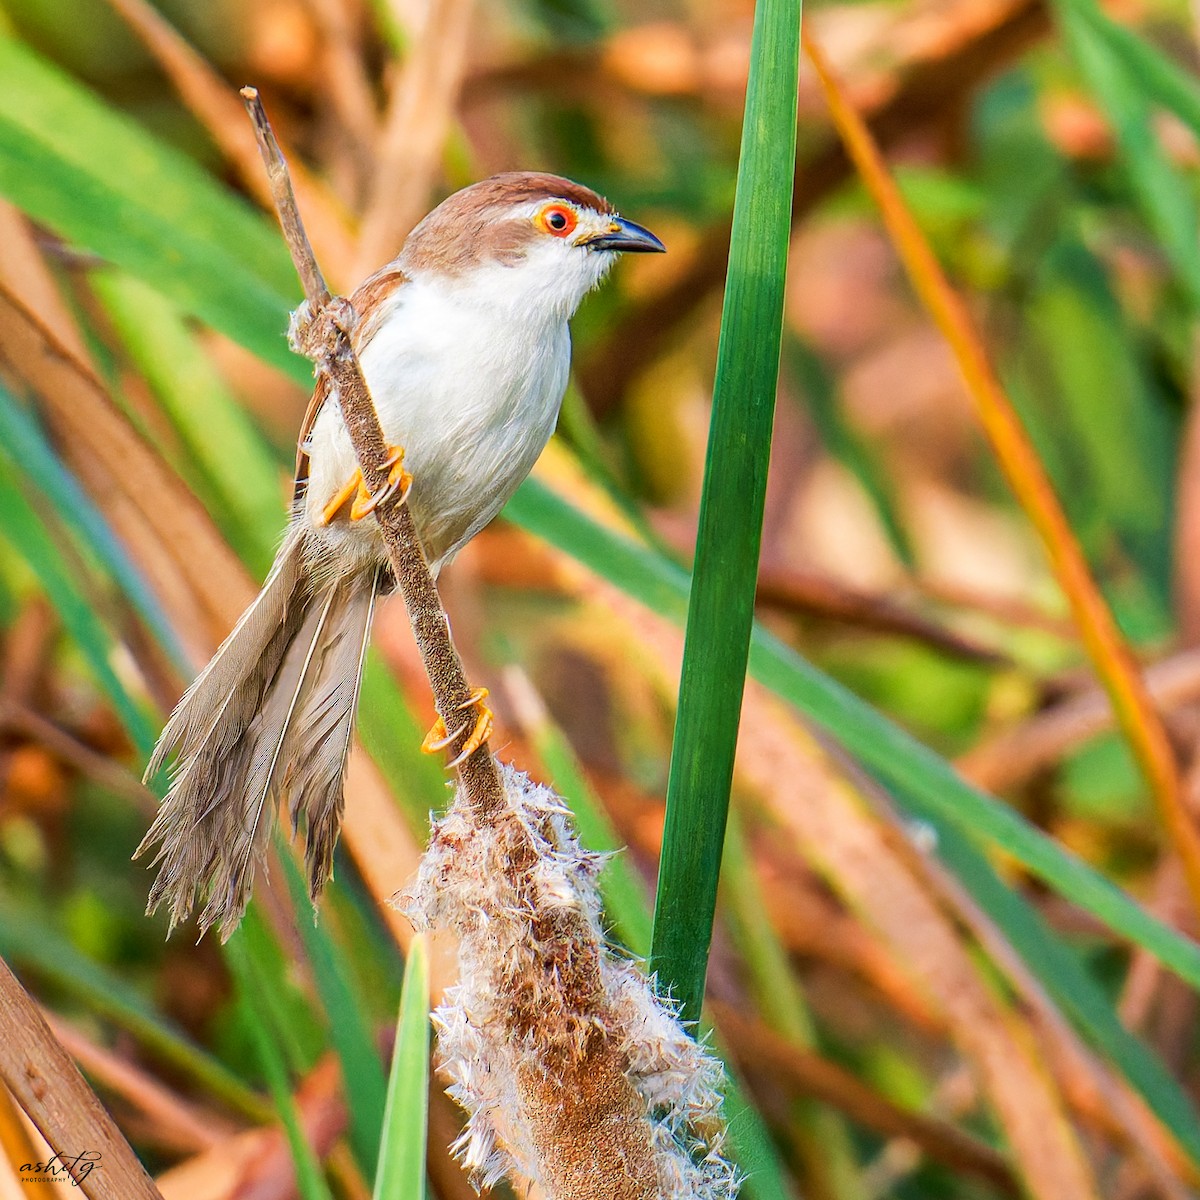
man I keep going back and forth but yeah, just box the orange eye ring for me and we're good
[536,203,578,238]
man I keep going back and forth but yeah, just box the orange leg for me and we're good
[421,687,494,768]
[319,445,412,526]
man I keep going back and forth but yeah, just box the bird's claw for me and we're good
[421,688,493,768]
[319,445,412,525]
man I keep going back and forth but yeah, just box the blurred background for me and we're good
[1,0,1200,1196]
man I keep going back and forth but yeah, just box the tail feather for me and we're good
[194,583,339,935]
[143,526,307,783]
[138,525,379,938]
[283,565,382,900]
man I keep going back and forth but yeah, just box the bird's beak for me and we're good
[581,216,666,254]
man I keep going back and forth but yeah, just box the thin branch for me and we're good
[44,1013,231,1156]
[958,645,1200,793]
[0,698,153,808]
[97,0,356,283]
[239,87,506,820]
[712,1002,1019,1195]
[805,31,1200,924]
[576,0,1049,417]
[303,0,380,188]
[354,0,476,276]
[0,955,163,1199]
[241,90,330,307]
[755,567,1009,665]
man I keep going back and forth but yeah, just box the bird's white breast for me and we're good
[303,273,570,573]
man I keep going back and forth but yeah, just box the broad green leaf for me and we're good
[227,932,335,1200]
[0,37,305,381]
[1056,0,1200,311]
[0,441,155,755]
[93,270,285,575]
[281,850,389,1178]
[505,479,1200,995]
[373,936,430,1200]
[651,0,802,1025]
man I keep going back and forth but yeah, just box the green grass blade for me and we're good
[504,479,1200,993]
[281,850,389,1178]
[0,37,304,382]
[1067,1,1200,154]
[650,0,802,1025]
[1026,243,1174,602]
[893,783,1200,1164]
[0,903,268,1120]
[356,657,455,828]
[0,443,156,755]
[226,933,335,1200]
[93,270,284,574]
[722,817,865,1197]
[509,477,1200,1160]
[520,690,654,957]
[783,335,916,568]
[0,384,187,670]
[235,904,326,1074]
[1056,0,1200,311]
[373,936,430,1200]
[722,1068,795,1200]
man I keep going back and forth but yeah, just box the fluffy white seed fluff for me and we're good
[399,764,738,1199]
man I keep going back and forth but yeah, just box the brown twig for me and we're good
[918,576,1077,639]
[712,1002,1019,1194]
[239,86,506,820]
[96,0,356,284]
[0,955,163,1199]
[0,251,437,975]
[240,94,710,1198]
[860,766,1195,1196]
[354,0,476,276]
[756,567,1009,665]
[576,0,1049,416]
[0,699,153,808]
[43,1013,232,1156]
[959,645,1200,793]
[303,0,379,199]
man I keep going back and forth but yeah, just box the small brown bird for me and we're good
[137,172,664,938]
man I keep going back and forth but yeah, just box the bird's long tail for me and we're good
[137,524,382,939]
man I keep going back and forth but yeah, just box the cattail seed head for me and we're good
[400,764,737,1199]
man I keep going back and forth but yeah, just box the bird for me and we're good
[136,171,664,939]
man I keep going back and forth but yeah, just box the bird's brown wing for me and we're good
[292,264,411,505]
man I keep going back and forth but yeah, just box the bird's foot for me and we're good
[318,445,412,526]
[421,687,494,768]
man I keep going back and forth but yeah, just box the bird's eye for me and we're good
[537,204,578,237]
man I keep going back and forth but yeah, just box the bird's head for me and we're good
[398,172,664,318]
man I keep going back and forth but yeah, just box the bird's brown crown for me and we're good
[400,172,614,276]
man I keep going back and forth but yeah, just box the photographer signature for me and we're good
[19,1151,101,1187]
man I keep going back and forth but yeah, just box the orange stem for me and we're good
[804,32,1200,920]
